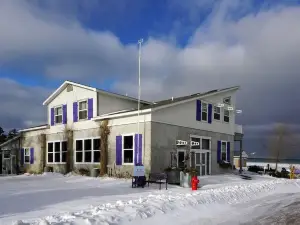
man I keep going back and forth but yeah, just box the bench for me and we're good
[147,172,168,190]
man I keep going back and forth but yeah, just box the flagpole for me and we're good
[137,38,143,165]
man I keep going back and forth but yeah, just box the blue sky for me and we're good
[1,0,300,157]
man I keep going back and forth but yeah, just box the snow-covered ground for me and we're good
[0,172,300,225]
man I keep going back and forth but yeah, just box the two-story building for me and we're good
[0,80,243,176]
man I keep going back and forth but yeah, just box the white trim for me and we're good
[46,140,67,164]
[43,81,96,106]
[54,105,63,125]
[74,137,101,164]
[19,125,48,132]
[92,109,152,120]
[23,147,31,164]
[77,99,88,121]
[122,133,135,165]
[220,140,228,161]
[213,105,221,121]
[201,102,208,122]
[223,109,230,123]
[190,135,211,150]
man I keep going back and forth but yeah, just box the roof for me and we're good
[93,85,240,120]
[143,86,239,109]
[19,124,49,132]
[43,80,152,106]
[0,135,21,148]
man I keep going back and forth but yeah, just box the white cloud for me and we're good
[0,0,300,135]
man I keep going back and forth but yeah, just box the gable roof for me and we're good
[0,135,21,148]
[93,85,240,120]
[43,80,152,106]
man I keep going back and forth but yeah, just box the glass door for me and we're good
[195,151,211,176]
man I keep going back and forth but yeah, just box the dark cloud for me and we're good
[0,78,50,132]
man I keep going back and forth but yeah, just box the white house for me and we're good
[0,80,243,176]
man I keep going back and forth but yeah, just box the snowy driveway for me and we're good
[0,173,300,225]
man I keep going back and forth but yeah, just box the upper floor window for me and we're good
[214,106,220,121]
[224,109,230,123]
[79,100,88,120]
[55,106,63,124]
[202,102,208,121]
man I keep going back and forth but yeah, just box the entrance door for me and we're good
[195,151,211,176]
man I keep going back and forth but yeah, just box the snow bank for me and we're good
[17,178,293,225]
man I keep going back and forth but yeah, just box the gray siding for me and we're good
[150,122,234,174]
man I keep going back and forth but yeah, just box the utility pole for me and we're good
[137,38,143,164]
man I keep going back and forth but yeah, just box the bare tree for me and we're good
[267,123,299,171]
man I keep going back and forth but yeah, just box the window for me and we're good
[75,138,101,163]
[78,100,88,120]
[202,102,208,121]
[54,106,63,124]
[123,135,134,164]
[221,141,227,161]
[177,150,186,169]
[224,109,230,123]
[214,106,221,120]
[190,136,211,150]
[24,148,30,164]
[202,138,210,150]
[47,141,67,163]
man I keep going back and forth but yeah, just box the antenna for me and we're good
[137,38,143,164]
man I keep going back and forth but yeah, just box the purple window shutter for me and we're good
[134,134,143,165]
[208,104,212,124]
[116,135,122,165]
[63,104,67,124]
[88,98,93,120]
[217,141,221,163]
[138,134,142,164]
[30,148,34,164]
[73,102,78,122]
[196,100,202,121]
[50,108,55,126]
[227,142,231,162]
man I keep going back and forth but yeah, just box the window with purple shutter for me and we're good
[63,104,67,124]
[20,148,24,165]
[196,100,202,121]
[50,108,55,126]
[227,142,231,162]
[217,141,221,163]
[208,104,212,124]
[116,135,122,165]
[88,98,93,120]
[30,148,34,164]
[73,102,78,122]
